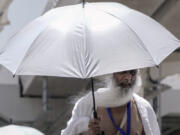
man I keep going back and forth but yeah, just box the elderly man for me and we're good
[61,70,160,135]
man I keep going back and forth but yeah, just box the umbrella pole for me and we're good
[91,78,103,135]
[43,76,49,111]
[91,78,98,119]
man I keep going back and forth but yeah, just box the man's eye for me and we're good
[130,70,137,75]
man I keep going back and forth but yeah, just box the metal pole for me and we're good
[82,0,86,8]
[91,78,98,119]
[152,66,162,131]
[43,76,49,111]
[91,78,102,135]
[157,65,162,131]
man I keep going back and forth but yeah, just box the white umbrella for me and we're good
[0,2,179,78]
[0,2,179,119]
[0,125,44,135]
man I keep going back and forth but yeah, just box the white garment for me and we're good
[61,93,160,135]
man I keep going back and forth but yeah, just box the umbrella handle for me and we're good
[91,78,103,135]
[94,111,104,135]
[93,110,98,119]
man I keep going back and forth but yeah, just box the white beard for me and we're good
[94,71,142,107]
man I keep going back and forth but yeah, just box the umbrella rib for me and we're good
[82,8,88,78]
[13,23,50,75]
[90,6,157,64]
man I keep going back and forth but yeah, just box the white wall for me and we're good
[150,53,180,117]
[0,85,42,121]
[150,53,180,80]
[161,90,180,116]
[0,85,66,121]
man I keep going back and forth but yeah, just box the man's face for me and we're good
[113,70,137,88]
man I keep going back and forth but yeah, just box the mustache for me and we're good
[119,83,132,88]
[117,80,135,88]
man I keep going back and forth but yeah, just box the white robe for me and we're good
[61,93,160,135]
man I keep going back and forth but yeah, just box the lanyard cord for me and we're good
[107,102,131,135]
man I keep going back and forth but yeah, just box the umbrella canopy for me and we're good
[0,2,179,78]
[0,125,44,135]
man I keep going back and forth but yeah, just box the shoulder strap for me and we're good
[107,102,131,135]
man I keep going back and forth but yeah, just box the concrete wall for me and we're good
[161,90,180,116]
[0,85,42,121]
[0,84,68,124]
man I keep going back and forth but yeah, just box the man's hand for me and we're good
[88,118,101,135]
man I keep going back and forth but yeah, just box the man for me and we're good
[61,70,160,135]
